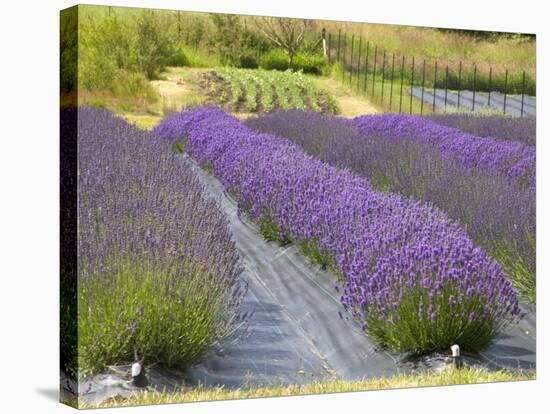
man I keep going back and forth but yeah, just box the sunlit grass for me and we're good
[79,367,534,408]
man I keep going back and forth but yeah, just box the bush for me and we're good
[110,70,159,104]
[260,49,290,71]
[260,49,327,74]
[78,258,246,374]
[294,53,328,75]
[166,45,220,68]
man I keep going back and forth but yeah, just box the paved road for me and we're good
[411,87,536,118]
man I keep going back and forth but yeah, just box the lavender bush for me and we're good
[75,107,246,376]
[155,106,520,354]
[247,111,536,303]
[353,114,535,188]
[430,114,536,147]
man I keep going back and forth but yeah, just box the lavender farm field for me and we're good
[247,111,535,303]
[62,107,247,389]
[155,107,522,356]
[60,4,539,408]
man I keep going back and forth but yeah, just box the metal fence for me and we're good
[325,30,535,118]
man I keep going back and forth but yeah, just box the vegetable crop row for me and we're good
[211,68,337,114]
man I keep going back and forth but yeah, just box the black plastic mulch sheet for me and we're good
[69,155,535,405]
[410,87,536,118]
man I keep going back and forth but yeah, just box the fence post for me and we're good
[336,30,341,63]
[322,28,327,57]
[457,61,462,110]
[488,67,492,107]
[409,56,415,114]
[349,35,355,86]
[520,70,526,117]
[372,45,378,96]
[381,50,387,104]
[420,59,426,115]
[503,69,508,115]
[399,55,405,113]
[328,33,332,62]
[472,64,477,112]
[433,60,438,112]
[356,37,362,90]
[364,42,370,93]
[444,65,449,112]
[389,53,395,111]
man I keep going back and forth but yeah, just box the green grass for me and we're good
[77,367,534,408]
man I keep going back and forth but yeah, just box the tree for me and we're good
[255,17,312,68]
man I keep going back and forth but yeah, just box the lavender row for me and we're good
[76,107,245,375]
[429,114,536,147]
[353,114,535,187]
[247,111,535,303]
[155,106,520,354]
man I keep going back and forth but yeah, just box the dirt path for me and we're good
[308,76,379,118]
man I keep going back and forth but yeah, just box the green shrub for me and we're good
[260,49,290,71]
[261,49,328,74]
[239,53,260,69]
[167,45,220,68]
[78,258,242,376]
[110,70,159,103]
[365,286,498,354]
[294,53,328,75]
[166,47,190,66]
[258,213,290,245]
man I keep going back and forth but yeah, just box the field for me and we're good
[60,4,537,409]
[203,68,338,114]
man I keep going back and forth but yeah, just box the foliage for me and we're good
[78,10,174,107]
[209,14,270,69]
[247,111,536,303]
[60,7,78,94]
[73,107,246,377]
[260,48,328,74]
[134,11,176,79]
[155,107,520,354]
[259,49,290,71]
[211,68,337,113]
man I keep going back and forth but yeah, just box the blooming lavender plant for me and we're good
[353,114,535,187]
[155,106,520,354]
[246,110,535,303]
[430,114,536,147]
[75,107,246,376]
